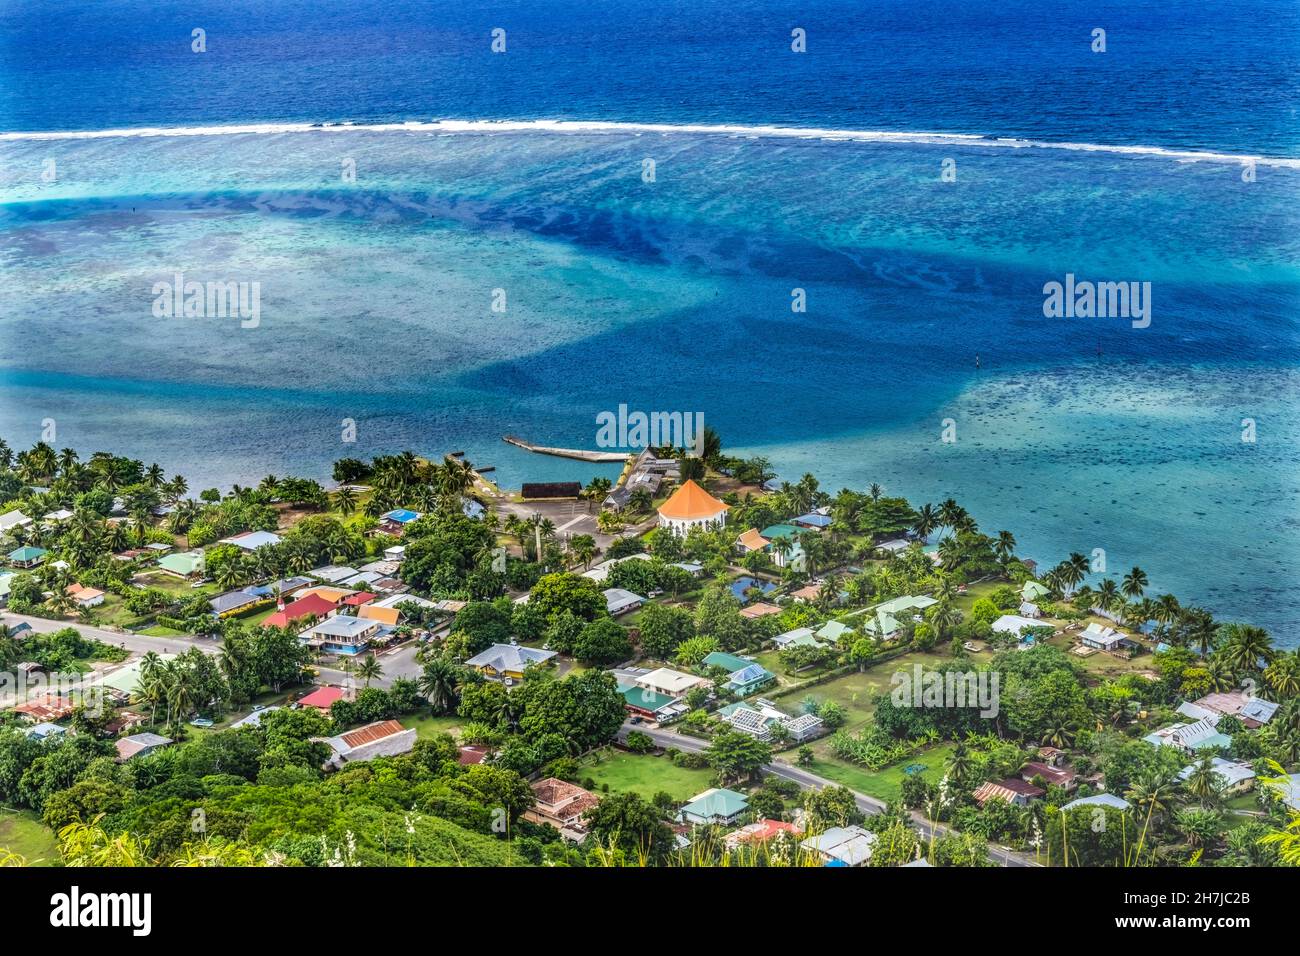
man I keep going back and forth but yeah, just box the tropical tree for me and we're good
[1121,567,1148,602]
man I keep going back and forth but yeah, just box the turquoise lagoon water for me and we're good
[1,126,1297,636]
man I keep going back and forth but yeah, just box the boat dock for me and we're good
[502,435,630,463]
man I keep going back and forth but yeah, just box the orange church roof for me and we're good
[657,479,729,520]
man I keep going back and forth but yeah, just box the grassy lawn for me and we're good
[233,605,277,627]
[577,748,714,802]
[792,742,958,804]
[398,712,463,740]
[138,624,187,637]
[0,809,60,866]
[779,649,951,733]
[133,572,219,599]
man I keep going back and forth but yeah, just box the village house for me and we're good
[736,528,770,555]
[320,719,417,769]
[209,587,266,618]
[297,685,350,714]
[801,825,877,866]
[618,683,688,723]
[1178,757,1256,794]
[464,643,558,681]
[657,479,729,537]
[309,565,362,584]
[219,529,283,551]
[262,591,340,629]
[1080,622,1134,654]
[66,583,105,608]
[739,602,782,620]
[524,777,601,841]
[7,546,47,569]
[1143,717,1232,754]
[1063,793,1131,812]
[718,699,824,743]
[973,778,1044,807]
[12,696,76,722]
[724,818,803,849]
[701,651,776,696]
[625,666,711,699]
[299,614,383,655]
[157,550,204,579]
[0,510,33,540]
[115,732,174,762]
[679,788,749,827]
[603,587,645,617]
[773,626,819,650]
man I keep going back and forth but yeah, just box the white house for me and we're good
[219,530,283,551]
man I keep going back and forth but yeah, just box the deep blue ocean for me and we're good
[1,1,1298,637]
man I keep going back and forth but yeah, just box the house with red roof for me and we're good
[724,818,804,848]
[297,685,349,714]
[262,592,339,630]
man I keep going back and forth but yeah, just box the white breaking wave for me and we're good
[1,118,1298,168]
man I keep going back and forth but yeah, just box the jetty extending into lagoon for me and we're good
[502,435,629,463]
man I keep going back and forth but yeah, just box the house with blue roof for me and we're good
[792,512,833,530]
[701,651,775,695]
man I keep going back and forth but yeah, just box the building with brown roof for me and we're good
[320,719,417,769]
[525,777,601,841]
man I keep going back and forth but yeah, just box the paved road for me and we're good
[1,611,211,657]
[618,724,1039,868]
[314,639,424,690]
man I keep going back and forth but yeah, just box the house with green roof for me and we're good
[617,683,685,722]
[702,651,775,695]
[7,546,47,569]
[679,787,749,826]
[1021,581,1051,603]
[816,620,854,643]
[158,550,204,579]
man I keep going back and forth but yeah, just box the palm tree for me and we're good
[994,530,1016,566]
[570,534,597,570]
[418,657,461,715]
[1121,567,1148,602]
[335,486,358,516]
[1061,552,1089,595]
[1095,579,1120,617]
[936,498,964,535]
[912,504,937,542]
[1039,720,1077,749]
[1265,651,1300,698]
[1220,623,1274,674]
[583,477,612,513]
[356,654,383,688]
[944,742,972,787]
[1181,754,1224,809]
[929,601,960,640]
[1153,593,1182,628]
[868,483,883,501]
